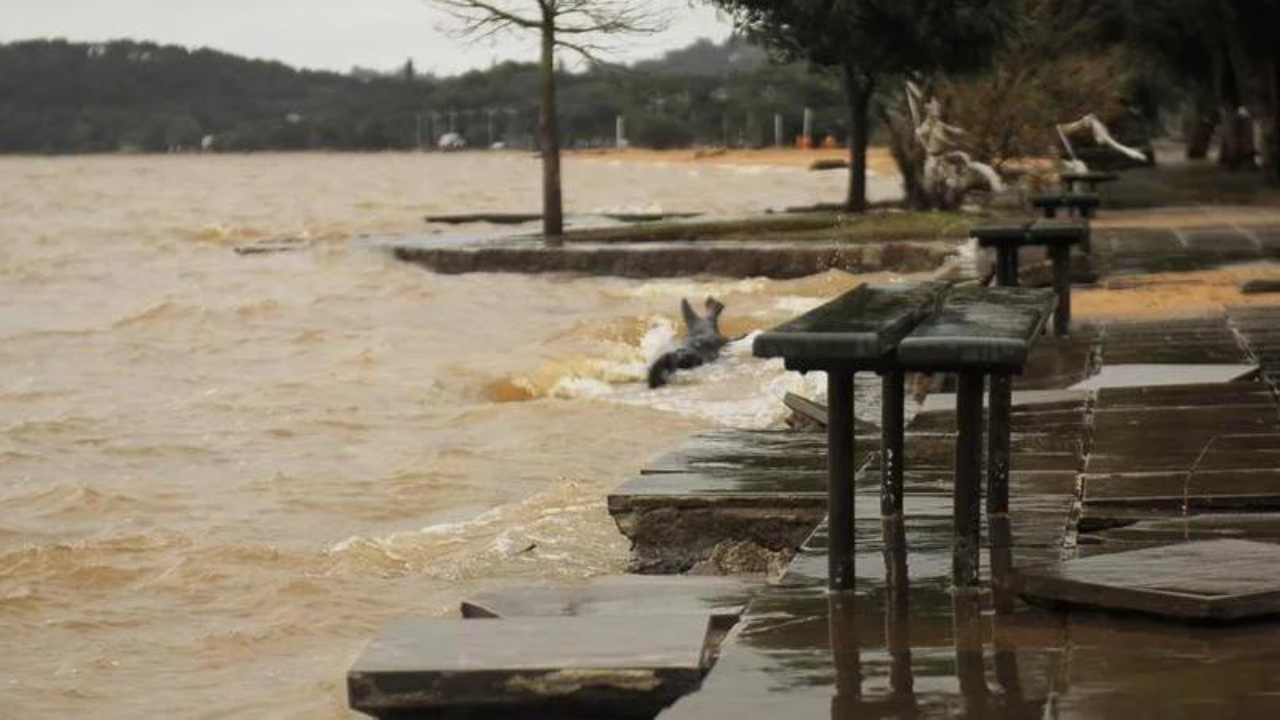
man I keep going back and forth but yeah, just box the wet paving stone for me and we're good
[460,576,759,626]
[1071,364,1257,390]
[1180,228,1262,262]
[662,557,1065,719]
[349,615,714,719]
[1014,539,1280,622]
[1086,513,1280,544]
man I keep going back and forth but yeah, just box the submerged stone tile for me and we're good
[461,576,758,627]
[349,615,712,718]
[660,582,1063,719]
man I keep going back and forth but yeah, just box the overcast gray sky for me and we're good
[1,0,735,75]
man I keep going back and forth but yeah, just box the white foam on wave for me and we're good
[324,480,626,580]
[611,277,771,300]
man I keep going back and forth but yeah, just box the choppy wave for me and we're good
[481,312,830,427]
[0,152,891,716]
[324,480,627,581]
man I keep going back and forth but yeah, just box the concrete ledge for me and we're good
[393,241,951,279]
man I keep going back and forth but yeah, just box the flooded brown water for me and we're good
[0,153,903,718]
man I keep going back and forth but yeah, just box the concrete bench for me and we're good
[1031,192,1100,220]
[1059,170,1118,194]
[754,282,1055,589]
[971,219,1088,336]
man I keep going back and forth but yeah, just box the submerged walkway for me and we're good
[605,309,1280,716]
[388,208,1280,280]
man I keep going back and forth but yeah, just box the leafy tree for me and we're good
[1122,0,1280,181]
[933,0,1132,170]
[709,0,1017,211]
[431,0,668,238]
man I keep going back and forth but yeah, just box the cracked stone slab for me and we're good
[349,615,712,717]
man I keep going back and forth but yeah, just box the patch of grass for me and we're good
[556,209,987,244]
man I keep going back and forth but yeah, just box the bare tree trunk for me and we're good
[842,63,873,213]
[539,18,564,239]
[880,105,927,210]
[1187,91,1218,160]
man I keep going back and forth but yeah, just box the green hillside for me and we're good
[0,37,847,154]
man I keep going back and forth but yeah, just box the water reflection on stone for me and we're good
[663,517,1060,719]
[823,520,1046,720]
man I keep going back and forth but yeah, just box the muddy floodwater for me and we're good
[0,152,903,717]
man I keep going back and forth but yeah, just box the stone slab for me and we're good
[1032,192,1101,212]
[349,615,712,717]
[1095,380,1273,407]
[1014,539,1280,622]
[1070,364,1259,390]
[393,241,954,280]
[920,388,1088,413]
[640,429,832,476]
[972,218,1088,247]
[461,577,757,627]
[611,470,827,502]
[895,286,1055,369]
[1089,514,1280,544]
[752,281,942,362]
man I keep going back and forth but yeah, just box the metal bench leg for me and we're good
[952,589,988,702]
[997,247,1020,287]
[882,516,912,698]
[1050,245,1072,336]
[828,591,861,708]
[989,515,1016,614]
[880,371,905,519]
[827,370,857,590]
[954,372,985,588]
[986,372,1012,516]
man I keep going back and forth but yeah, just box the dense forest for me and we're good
[0,37,853,154]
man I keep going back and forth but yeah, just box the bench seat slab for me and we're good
[753,281,943,363]
[896,287,1056,370]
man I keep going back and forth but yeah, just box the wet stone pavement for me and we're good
[611,310,1280,718]
[1090,225,1280,275]
[347,307,1280,718]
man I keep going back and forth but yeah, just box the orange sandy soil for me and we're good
[1075,264,1280,319]
[567,146,899,174]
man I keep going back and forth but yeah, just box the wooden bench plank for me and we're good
[752,281,942,363]
[896,286,1056,370]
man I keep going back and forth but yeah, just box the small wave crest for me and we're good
[478,311,828,428]
[323,480,626,581]
[110,300,206,329]
[481,316,676,403]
